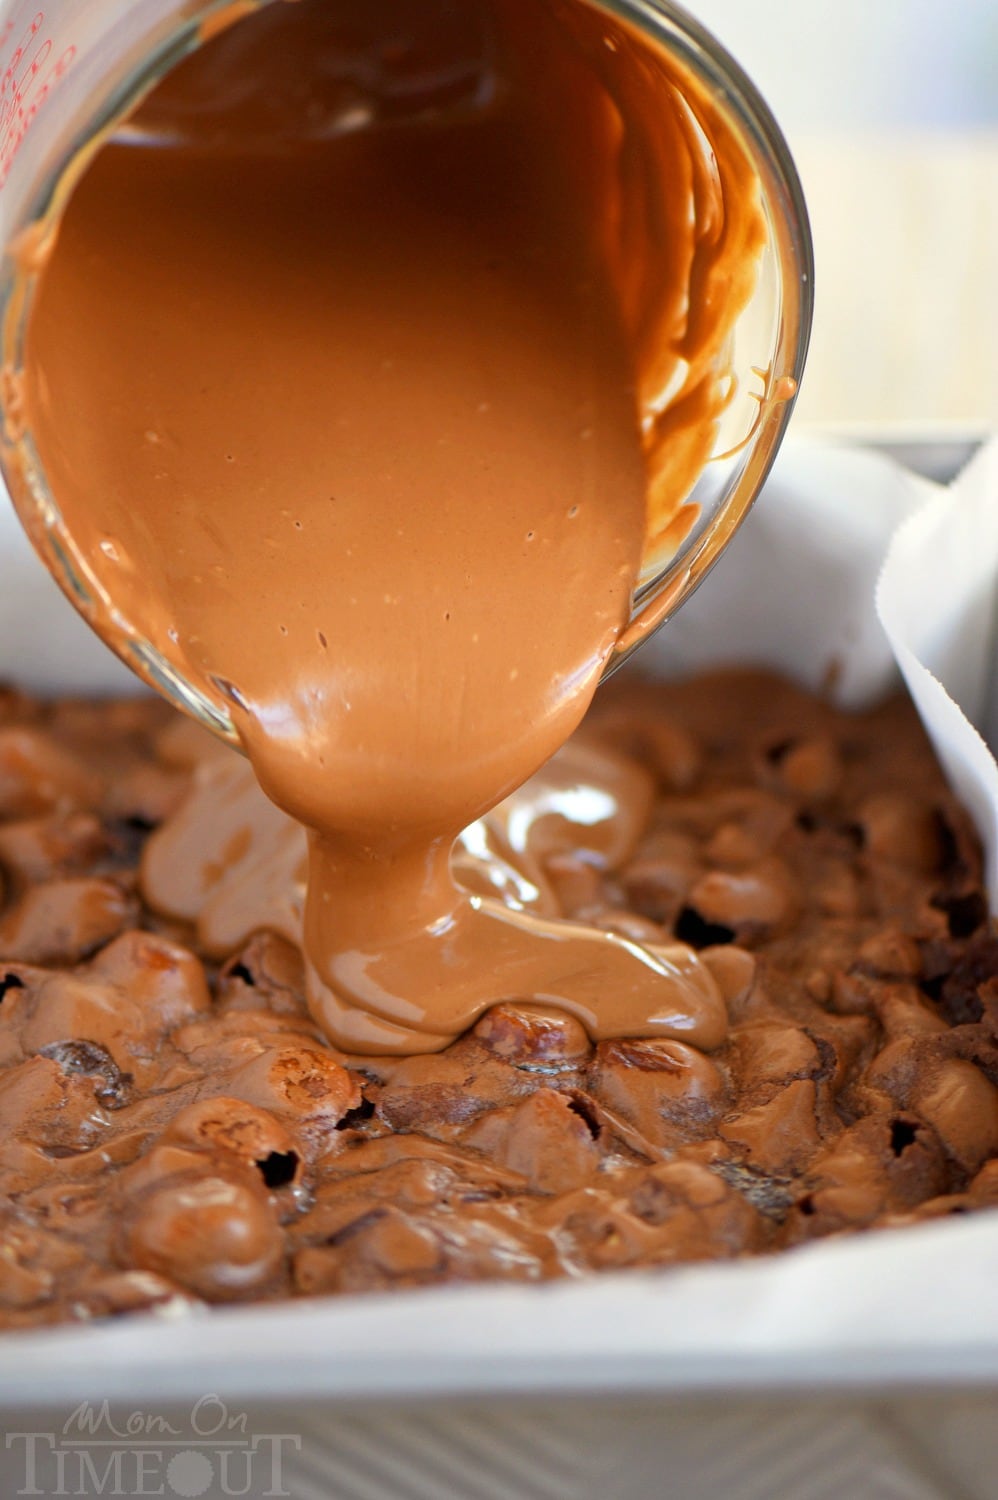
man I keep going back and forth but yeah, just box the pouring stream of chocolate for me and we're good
[11,0,764,1053]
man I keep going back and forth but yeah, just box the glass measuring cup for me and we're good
[0,0,813,741]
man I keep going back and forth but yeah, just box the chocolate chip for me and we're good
[674,905,735,948]
[929,935,998,1026]
[256,1150,299,1188]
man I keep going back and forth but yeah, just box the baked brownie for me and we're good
[0,669,996,1328]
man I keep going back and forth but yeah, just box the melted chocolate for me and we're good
[12,0,763,1052]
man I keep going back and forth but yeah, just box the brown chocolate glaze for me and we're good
[0,670,997,1328]
[142,734,725,1052]
[13,0,763,1053]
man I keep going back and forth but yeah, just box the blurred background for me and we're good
[688,0,998,436]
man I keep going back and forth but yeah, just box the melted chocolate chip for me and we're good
[931,935,998,1027]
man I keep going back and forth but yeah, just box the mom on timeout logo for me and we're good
[5,1394,301,1497]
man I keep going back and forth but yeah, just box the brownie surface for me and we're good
[1,669,997,1329]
